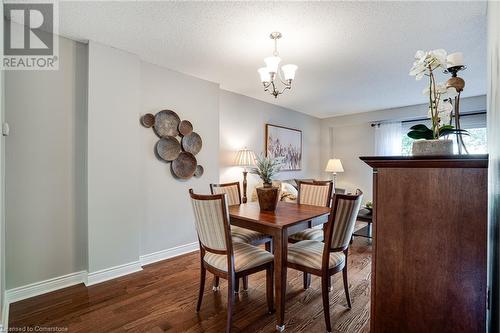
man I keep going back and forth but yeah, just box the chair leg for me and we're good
[343,248,352,308]
[196,265,206,312]
[328,276,333,292]
[234,278,240,294]
[343,266,352,309]
[243,276,249,291]
[213,276,220,292]
[266,266,275,314]
[321,275,332,333]
[227,274,235,333]
[303,272,311,290]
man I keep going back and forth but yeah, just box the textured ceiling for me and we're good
[59,1,487,118]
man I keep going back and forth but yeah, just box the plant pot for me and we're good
[256,185,280,211]
[412,139,453,156]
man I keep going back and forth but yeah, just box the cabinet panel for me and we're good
[364,161,487,333]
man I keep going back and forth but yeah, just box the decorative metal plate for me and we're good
[182,132,202,155]
[156,136,181,161]
[154,110,180,137]
[194,165,204,178]
[140,113,155,128]
[172,152,197,179]
[179,120,193,136]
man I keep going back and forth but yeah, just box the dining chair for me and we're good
[288,180,333,290]
[189,189,274,333]
[210,182,273,292]
[289,180,333,243]
[285,190,363,333]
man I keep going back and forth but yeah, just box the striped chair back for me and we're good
[327,190,363,251]
[189,190,230,252]
[297,181,333,207]
[210,182,241,206]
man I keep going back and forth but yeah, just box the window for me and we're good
[401,112,487,155]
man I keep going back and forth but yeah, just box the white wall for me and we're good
[87,41,220,268]
[319,95,487,202]
[139,61,219,255]
[87,42,143,273]
[219,89,321,197]
[5,37,88,288]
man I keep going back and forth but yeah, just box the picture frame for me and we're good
[265,124,302,171]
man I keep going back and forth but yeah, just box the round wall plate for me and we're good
[182,132,202,155]
[140,113,155,128]
[179,120,193,136]
[194,165,204,177]
[154,110,180,137]
[172,152,197,179]
[156,136,181,161]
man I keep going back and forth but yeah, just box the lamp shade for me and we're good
[258,67,271,83]
[325,159,344,173]
[281,64,298,80]
[235,148,256,167]
[264,56,281,73]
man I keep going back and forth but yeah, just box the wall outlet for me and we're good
[2,122,9,136]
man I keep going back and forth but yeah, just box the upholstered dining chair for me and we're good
[210,182,273,292]
[189,189,274,333]
[289,180,333,243]
[288,180,333,290]
[286,190,363,333]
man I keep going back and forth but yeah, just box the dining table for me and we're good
[229,201,331,331]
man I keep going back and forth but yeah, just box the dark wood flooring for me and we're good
[9,237,372,333]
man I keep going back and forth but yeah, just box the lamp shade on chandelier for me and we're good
[258,32,298,98]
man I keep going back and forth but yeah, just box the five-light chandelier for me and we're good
[258,32,298,98]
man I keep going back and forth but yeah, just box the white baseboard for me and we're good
[86,261,142,286]
[5,270,87,305]
[1,241,200,324]
[140,242,199,266]
[1,299,9,331]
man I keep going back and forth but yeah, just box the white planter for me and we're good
[412,139,453,156]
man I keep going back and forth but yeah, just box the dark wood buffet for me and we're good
[360,155,488,333]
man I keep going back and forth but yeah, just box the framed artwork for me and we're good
[265,124,302,171]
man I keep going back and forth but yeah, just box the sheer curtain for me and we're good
[487,1,500,331]
[374,122,402,156]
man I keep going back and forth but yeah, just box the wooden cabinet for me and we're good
[361,155,488,333]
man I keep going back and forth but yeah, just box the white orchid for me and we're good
[438,99,453,124]
[428,99,453,125]
[409,48,461,139]
[409,49,448,80]
[422,82,459,98]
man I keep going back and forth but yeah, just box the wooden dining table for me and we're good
[229,201,331,331]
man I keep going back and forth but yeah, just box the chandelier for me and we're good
[258,32,298,98]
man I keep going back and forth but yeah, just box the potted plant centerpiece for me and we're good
[408,49,468,155]
[251,155,282,211]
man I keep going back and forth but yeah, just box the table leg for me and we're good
[274,229,287,331]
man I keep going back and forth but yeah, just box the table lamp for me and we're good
[325,158,344,192]
[235,148,256,203]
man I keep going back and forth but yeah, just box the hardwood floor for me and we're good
[9,237,371,333]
